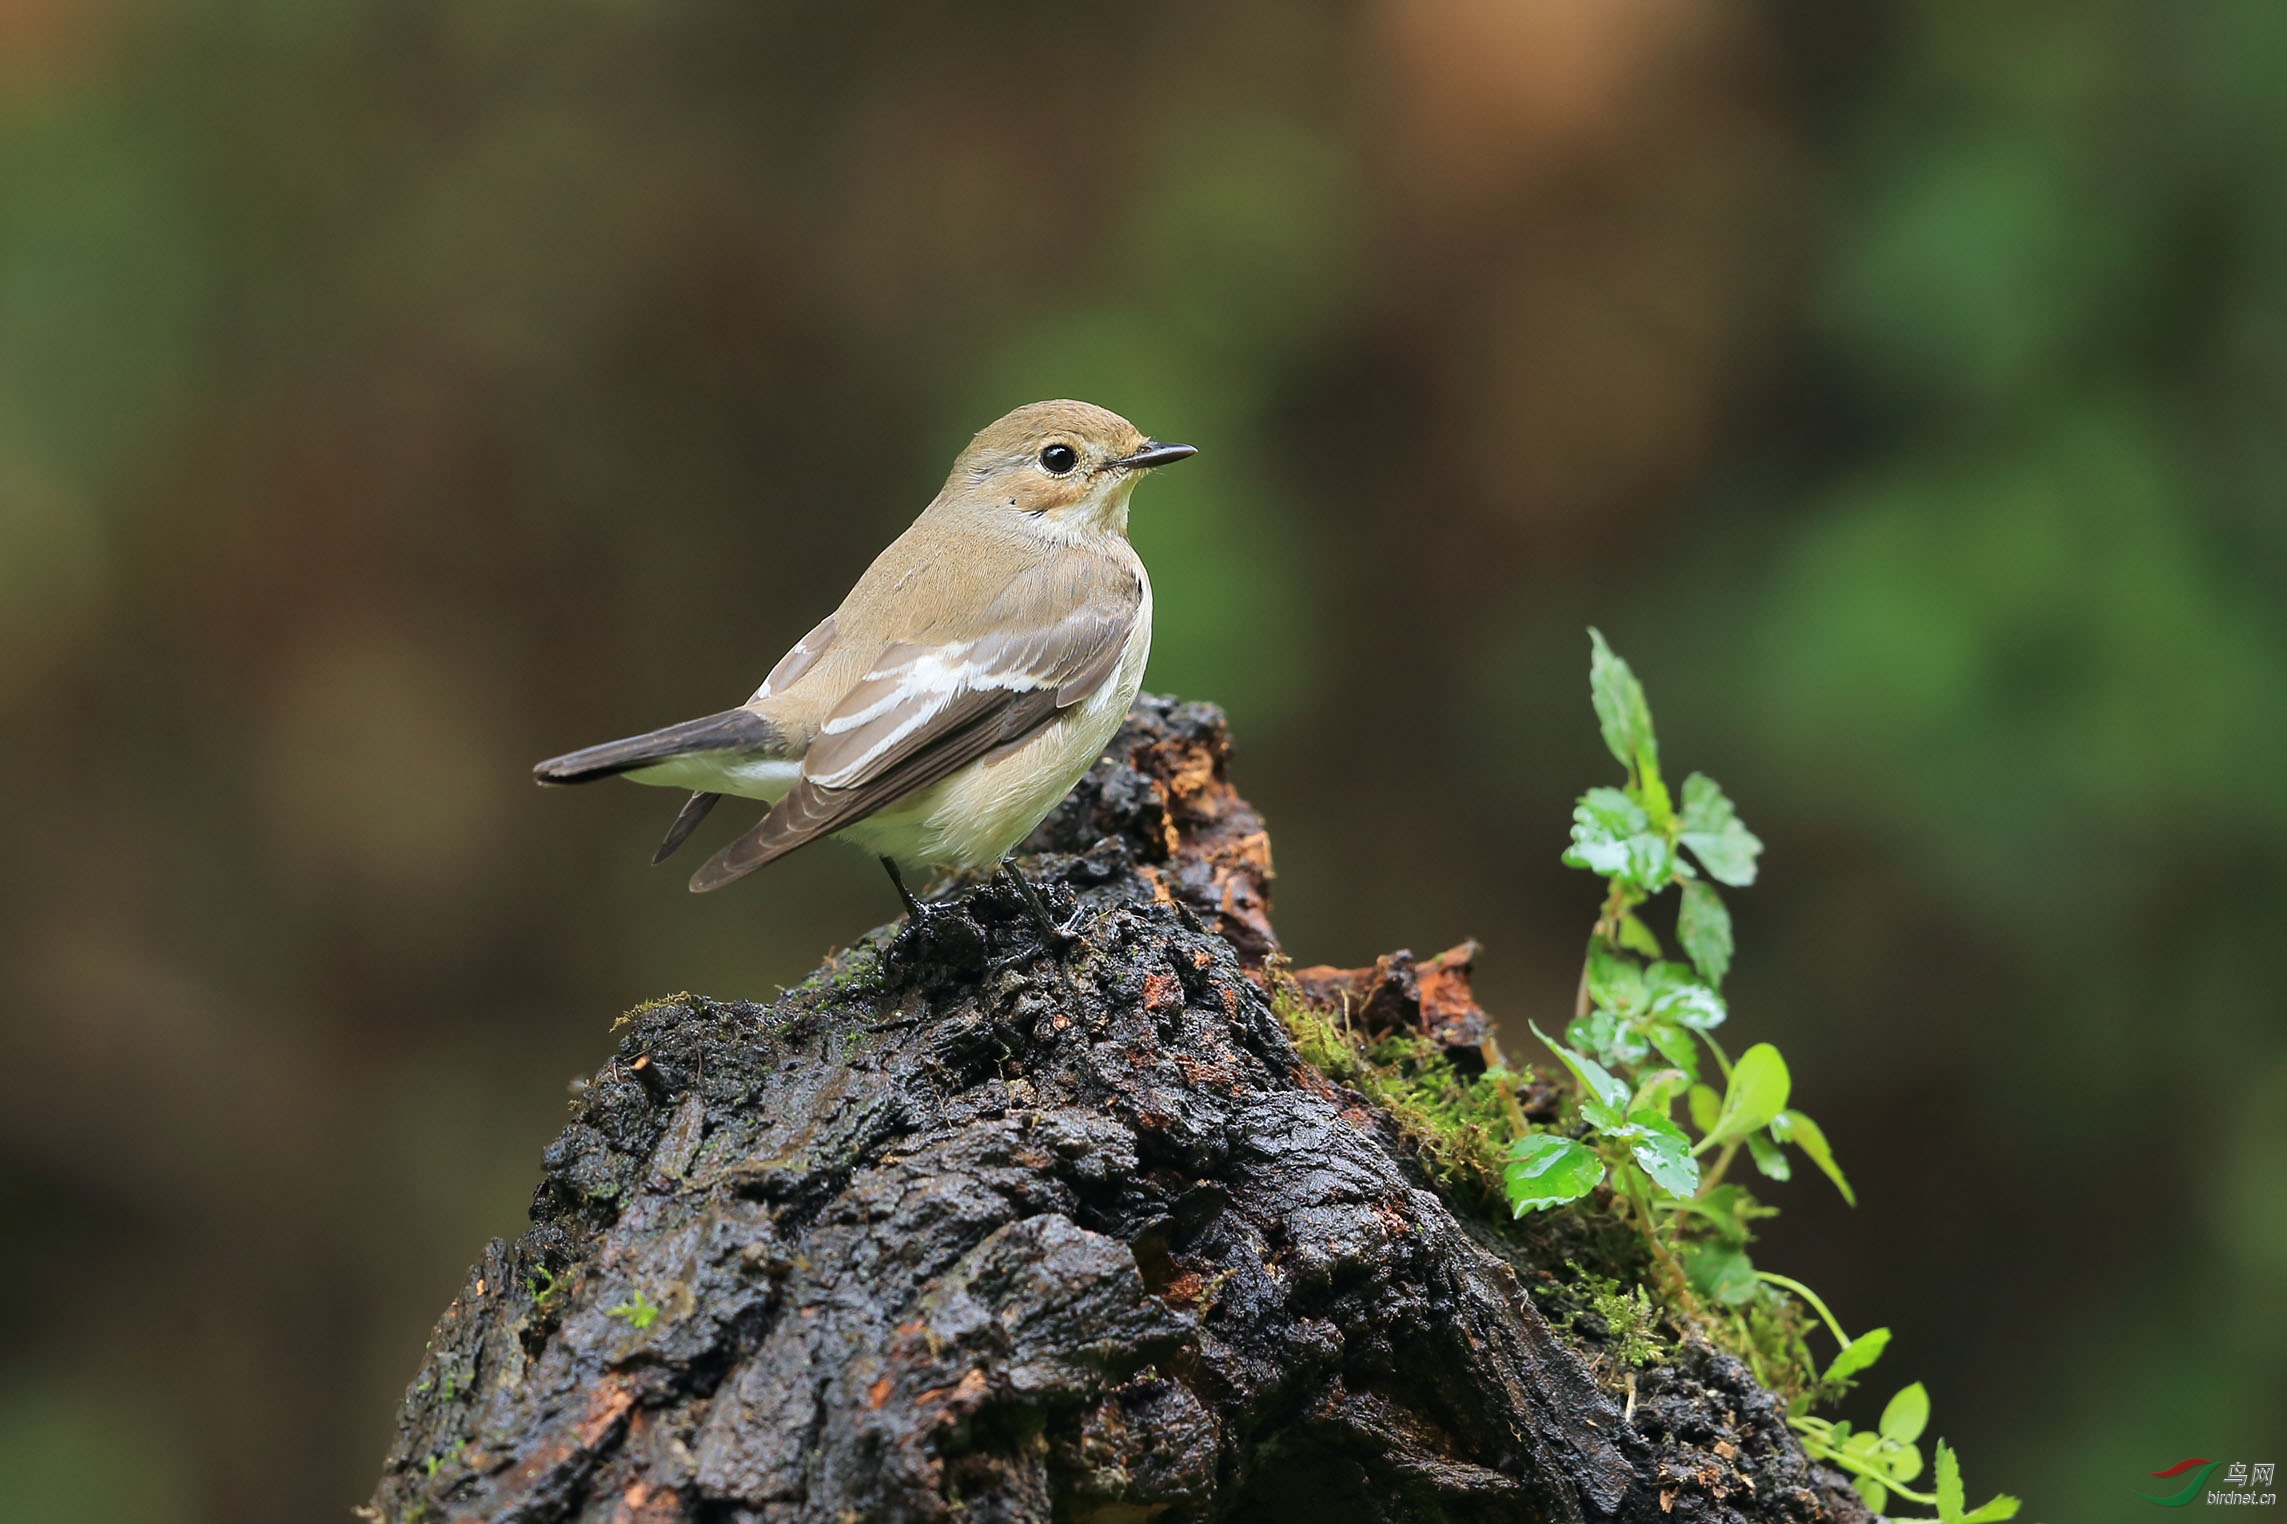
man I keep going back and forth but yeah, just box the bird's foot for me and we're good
[998,863,1086,955]
[888,896,964,962]
[880,857,977,968]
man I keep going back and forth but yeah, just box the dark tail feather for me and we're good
[532,708,783,785]
[689,805,800,893]
[651,791,722,864]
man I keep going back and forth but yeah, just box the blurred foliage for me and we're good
[0,1385,191,1524]
[0,1,2280,1520]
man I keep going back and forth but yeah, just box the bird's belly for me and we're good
[844,588,1153,871]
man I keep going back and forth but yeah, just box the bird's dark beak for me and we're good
[1110,441,1198,470]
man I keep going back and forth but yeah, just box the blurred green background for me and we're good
[2,1,2281,1518]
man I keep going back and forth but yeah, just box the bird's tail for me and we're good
[532,708,785,785]
[651,790,722,864]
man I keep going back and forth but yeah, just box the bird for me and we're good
[532,399,1195,942]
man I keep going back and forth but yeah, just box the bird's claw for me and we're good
[1043,904,1089,947]
[887,896,960,963]
[997,864,1088,957]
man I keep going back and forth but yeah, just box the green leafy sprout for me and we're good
[1275,630,2019,1517]
[1549,1260,1668,1372]
[1503,632,1848,1245]
[526,1265,562,1310]
[1503,631,2017,1520]
[606,1287,661,1330]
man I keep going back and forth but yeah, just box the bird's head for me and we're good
[943,400,1196,540]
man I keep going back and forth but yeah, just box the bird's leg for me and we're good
[881,856,925,920]
[881,856,960,961]
[998,859,1084,951]
[873,846,992,965]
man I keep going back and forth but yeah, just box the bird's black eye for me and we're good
[1039,443,1078,475]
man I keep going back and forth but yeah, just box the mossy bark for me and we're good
[364,697,1871,1524]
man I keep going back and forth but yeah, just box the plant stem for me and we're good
[1620,1164,1688,1293]
[1755,1271,1851,1350]
[1694,1139,1740,1189]
[1480,1037,1531,1135]
[1727,1306,1773,1390]
[1578,888,1626,1021]
[1788,1424,1939,1506]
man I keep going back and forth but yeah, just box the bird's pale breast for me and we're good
[840,573,1153,872]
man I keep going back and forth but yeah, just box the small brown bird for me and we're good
[533,399,1194,933]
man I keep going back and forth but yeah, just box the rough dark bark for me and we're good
[365,697,1873,1524]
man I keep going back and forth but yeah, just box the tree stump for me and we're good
[364,697,1873,1524]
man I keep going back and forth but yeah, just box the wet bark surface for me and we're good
[366,697,1873,1524]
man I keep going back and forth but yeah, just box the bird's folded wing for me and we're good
[689,574,1140,891]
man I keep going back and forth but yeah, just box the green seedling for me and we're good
[1279,632,2014,1509]
[606,1288,661,1330]
[1513,632,2008,1503]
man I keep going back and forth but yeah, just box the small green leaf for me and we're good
[1627,1110,1701,1196]
[1532,1022,1630,1110]
[1587,628,1662,794]
[1681,1242,1759,1304]
[1645,975,1725,1032]
[1566,1008,1646,1068]
[1935,1440,1964,1523]
[1630,1068,1690,1115]
[1772,1109,1855,1206]
[1746,1131,1792,1181]
[1879,1382,1930,1444]
[1687,1083,1721,1136]
[1890,1440,1926,1486]
[1586,942,1648,1016]
[1565,787,1643,864]
[1676,879,1733,987]
[1642,958,1693,992]
[1563,788,1677,892]
[1580,1097,1629,1134]
[1854,1475,1889,1515]
[1616,912,1663,958]
[1823,1326,1891,1384]
[1905,1442,2022,1524]
[1504,1134,1606,1213]
[1678,772,1764,887]
[607,1289,661,1331]
[1668,1183,1773,1245]
[1647,1020,1700,1079]
[1705,1043,1791,1146]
